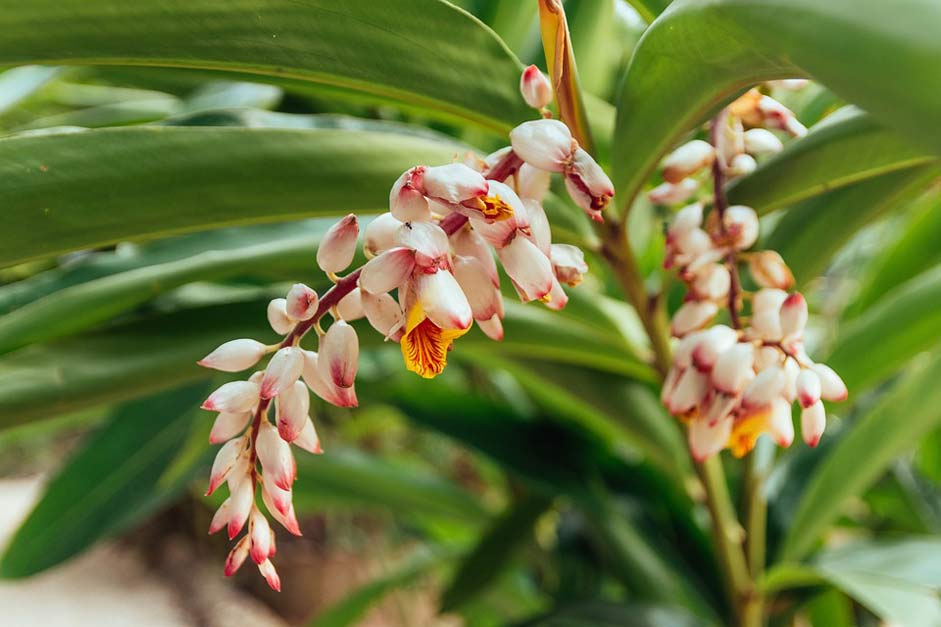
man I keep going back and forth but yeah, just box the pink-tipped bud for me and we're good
[520,64,552,109]
[209,498,231,535]
[691,263,731,301]
[712,343,756,394]
[267,298,294,335]
[198,339,267,372]
[302,350,359,408]
[361,290,405,339]
[723,205,759,250]
[202,381,260,413]
[670,202,705,236]
[227,478,255,540]
[742,364,787,410]
[753,288,788,314]
[209,412,251,445]
[759,95,807,137]
[779,292,808,340]
[688,415,733,462]
[691,325,738,372]
[260,347,304,400]
[261,471,294,518]
[453,255,502,321]
[768,398,795,447]
[364,212,403,258]
[258,559,281,592]
[812,363,848,402]
[727,153,757,177]
[285,283,319,320]
[389,166,431,222]
[649,178,700,206]
[509,119,573,173]
[795,368,822,408]
[293,417,323,454]
[318,320,358,388]
[268,528,278,558]
[743,128,784,155]
[668,368,709,415]
[224,536,250,576]
[749,251,795,290]
[422,163,489,204]
[671,301,719,337]
[317,214,359,274]
[360,247,417,295]
[258,421,296,491]
[564,147,614,221]
[801,400,826,447]
[477,314,504,342]
[276,381,310,443]
[550,244,589,287]
[662,140,715,184]
[249,508,272,565]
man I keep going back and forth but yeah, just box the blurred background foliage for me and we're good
[0,0,939,625]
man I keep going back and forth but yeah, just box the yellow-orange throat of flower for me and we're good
[728,408,770,458]
[476,194,515,222]
[401,304,468,379]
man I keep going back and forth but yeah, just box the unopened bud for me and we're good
[364,212,403,258]
[202,381,261,413]
[276,381,310,443]
[801,400,826,447]
[742,364,786,410]
[727,153,757,176]
[318,320,359,388]
[267,298,294,335]
[207,436,246,496]
[662,140,715,184]
[550,244,588,287]
[509,119,573,173]
[336,288,365,321]
[712,343,755,394]
[209,412,251,445]
[671,300,719,337]
[224,536,251,576]
[422,163,489,204]
[811,363,848,401]
[744,128,784,155]
[564,147,614,221]
[691,263,731,301]
[389,166,431,222]
[520,64,552,109]
[293,417,323,454]
[361,290,405,339]
[257,421,296,491]
[285,283,319,320]
[768,397,795,447]
[723,205,759,250]
[317,214,359,274]
[198,339,267,372]
[260,347,305,399]
[649,178,700,206]
[749,251,795,289]
[227,478,255,540]
[779,292,808,340]
[795,368,821,408]
[688,415,733,462]
[258,559,281,592]
[691,325,738,372]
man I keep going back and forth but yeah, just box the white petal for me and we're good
[422,163,488,203]
[416,270,473,330]
[748,251,795,290]
[669,368,709,415]
[516,163,551,200]
[267,298,294,335]
[293,417,323,454]
[276,380,310,443]
[692,263,731,300]
[285,283,319,321]
[688,416,733,462]
[316,214,359,274]
[257,421,296,491]
[207,436,246,495]
[649,179,700,206]
[209,411,251,445]
[477,314,504,341]
[364,212,403,257]
[550,243,588,286]
[795,368,822,409]
[497,235,554,302]
[336,287,365,321]
[543,277,569,310]
[752,288,788,314]
[768,398,795,447]
[670,301,718,337]
[779,292,808,339]
[712,343,756,394]
[520,64,552,109]
[662,140,715,183]
[359,247,416,294]
[260,347,305,400]
[249,508,271,565]
[691,325,738,371]
[744,128,783,155]
[524,199,552,256]
[509,119,573,172]
[451,226,499,286]
[227,478,254,539]
[453,255,501,321]
[361,290,405,339]
[742,365,786,410]
[801,400,826,447]
[301,350,358,408]
[812,363,848,402]
[202,381,260,413]
[723,205,759,250]
[670,202,705,236]
[396,221,450,268]
[389,167,432,222]
[199,339,267,372]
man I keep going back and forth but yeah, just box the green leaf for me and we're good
[292,447,489,523]
[825,267,941,392]
[612,0,941,211]
[0,383,209,578]
[847,189,941,317]
[811,539,941,626]
[309,546,456,627]
[779,353,941,561]
[726,108,937,214]
[0,65,61,115]
[440,493,554,612]
[624,0,673,25]
[0,0,531,131]
[515,601,709,627]
[762,164,939,282]
[0,125,464,267]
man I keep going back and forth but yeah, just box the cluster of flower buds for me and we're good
[196,65,607,588]
[649,86,805,206]
[657,100,847,460]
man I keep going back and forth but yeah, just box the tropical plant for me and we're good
[0,0,939,626]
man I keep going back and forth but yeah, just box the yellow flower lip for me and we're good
[400,302,468,379]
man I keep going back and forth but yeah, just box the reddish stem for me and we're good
[710,111,743,330]
[486,151,524,183]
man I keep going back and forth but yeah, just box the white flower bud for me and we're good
[336,287,365,321]
[662,140,715,184]
[795,368,822,409]
[257,420,296,491]
[779,292,808,340]
[520,64,552,109]
[509,119,573,173]
[293,417,323,454]
[649,178,700,206]
[477,314,504,342]
[249,508,271,565]
[564,147,614,221]
[550,244,588,287]
[422,163,489,204]
[744,128,784,155]
[227,477,255,539]
[209,498,231,535]
[688,415,733,462]
[209,411,251,445]
[224,535,250,576]
[768,397,795,447]
[318,320,359,389]
[285,283,319,320]
[692,263,731,300]
[276,380,309,443]
[267,298,294,335]
[389,166,432,222]
[671,301,719,337]
[361,290,405,339]
[811,363,848,401]
[668,368,709,415]
[783,356,801,403]
[258,559,281,592]
[260,346,305,400]
[691,325,738,372]
[364,212,403,258]
[801,400,826,447]
[360,247,417,295]
[723,205,759,250]
[727,153,757,176]
[198,338,267,372]
[712,342,756,394]
[749,251,795,290]
[754,345,782,372]
[516,163,552,201]
[669,202,705,236]
[202,381,260,413]
[317,214,359,274]
[743,364,787,410]
[206,436,246,496]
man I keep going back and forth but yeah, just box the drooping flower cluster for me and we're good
[196,64,607,589]
[655,88,847,461]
